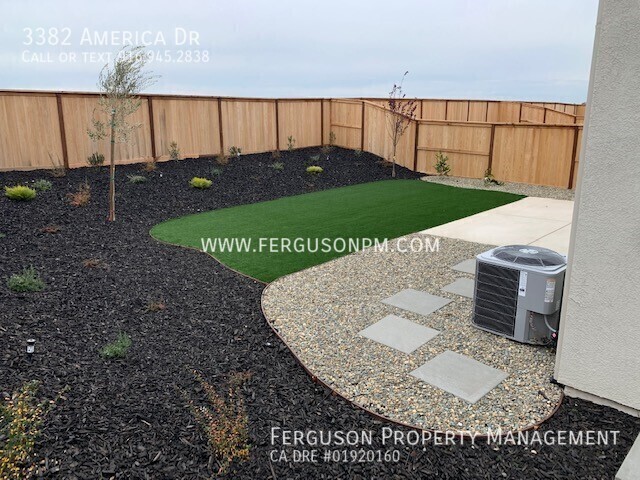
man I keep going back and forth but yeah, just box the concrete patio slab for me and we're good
[358,315,440,354]
[617,433,640,480]
[442,278,475,298]
[421,197,574,255]
[382,289,451,316]
[451,259,476,275]
[410,350,508,404]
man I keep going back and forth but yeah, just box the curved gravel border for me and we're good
[422,175,575,200]
[262,234,563,435]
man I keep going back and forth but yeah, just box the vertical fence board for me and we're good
[220,99,277,154]
[329,100,362,149]
[421,100,447,120]
[277,100,322,149]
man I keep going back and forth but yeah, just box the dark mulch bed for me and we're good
[0,147,637,479]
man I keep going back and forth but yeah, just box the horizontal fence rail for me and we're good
[0,90,584,188]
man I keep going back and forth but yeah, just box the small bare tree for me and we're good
[386,71,418,177]
[88,46,157,221]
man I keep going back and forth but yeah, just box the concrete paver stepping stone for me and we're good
[410,350,508,404]
[617,433,640,480]
[442,278,475,299]
[358,314,440,354]
[451,258,476,275]
[382,289,451,316]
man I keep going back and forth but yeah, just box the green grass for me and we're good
[151,180,523,282]
[100,333,132,359]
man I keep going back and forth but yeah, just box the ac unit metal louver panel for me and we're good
[473,262,519,337]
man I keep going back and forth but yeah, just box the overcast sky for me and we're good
[1,0,599,102]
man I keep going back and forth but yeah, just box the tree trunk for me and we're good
[392,143,397,178]
[108,109,116,222]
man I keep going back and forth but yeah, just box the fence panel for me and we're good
[521,104,545,123]
[416,122,491,177]
[61,95,152,168]
[491,125,575,187]
[220,99,277,154]
[446,101,469,121]
[277,100,322,150]
[422,100,447,120]
[363,102,415,168]
[0,93,64,171]
[152,98,220,160]
[329,100,362,149]
[468,101,488,121]
[487,102,521,122]
[545,109,576,125]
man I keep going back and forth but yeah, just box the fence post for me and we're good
[360,101,365,150]
[487,124,496,172]
[274,99,280,151]
[567,126,580,189]
[147,96,157,160]
[320,100,324,146]
[217,97,224,155]
[518,103,522,122]
[55,93,69,169]
[413,121,420,171]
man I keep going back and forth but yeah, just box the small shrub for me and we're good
[306,166,323,174]
[169,141,180,160]
[287,136,295,151]
[320,131,336,155]
[82,258,109,270]
[0,233,5,238]
[4,185,36,201]
[0,380,54,480]
[40,225,61,234]
[127,174,147,184]
[145,298,166,313]
[434,152,451,176]
[270,150,281,160]
[190,177,213,189]
[67,182,91,207]
[228,146,242,157]
[483,168,504,186]
[7,266,44,293]
[211,167,223,177]
[142,158,157,172]
[354,148,363,157]
[184,370,251,474]
[48,152,66,178]
[215,154,229,166]
[87,152,105,167]
[100,333,132,359]
[309,154,320,163]
[32,179,52,192]
[270,162,284,171]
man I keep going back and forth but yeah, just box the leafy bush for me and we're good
[320,131,336,155]
[228,146,242,157]
[215,154,229,166]
[142,159,157,172]
[210,167,223,177]
[67,182,91,207]
[169,141,180,160]
[0,380,52,480]
[270,150,281,160]
[4,185,36,201]
[184,370,251,474]
[306,166,323,174]
[32,179,52,192]
[48,152,66,177]
[127,174,147,184]
[270,162,284,171]
[100,333,132,359]
[483,168,504,186]
[434,152,451,176]
[309,154,320,163]
[87,152,105,167]
[7,266,44,293]
[190,177,213,189]
[287,136,295,151]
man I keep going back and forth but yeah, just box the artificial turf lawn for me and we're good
[150,180,524,282]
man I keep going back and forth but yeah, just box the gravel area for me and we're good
[422,175,575,200]
[262,235,563,434]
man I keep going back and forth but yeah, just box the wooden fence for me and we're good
[0,90,583,188]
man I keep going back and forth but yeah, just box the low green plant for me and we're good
[228,146,242,157]
[0,381,52,479]
[354,148,363,157]
[434,151,451,176]
[32,179,52,192]
[169,141,180,160]
[190,177,213,189]
[309,154,320,163]
[306,165,323,174]
[0,233,5,239]
[483,168,504,186]
[4,185,36,201]
[48,152,66,178]
[127,174,147,184]
[100,333,132,359]
[183,370,251,475]
[270,162,284,171]
[215,153,229,166]
[211,167,223,177]
[270,150,281,160]
[287,135,295,151]
[142,158,157,172]
[87,152,105,167]
[7,266,44,293]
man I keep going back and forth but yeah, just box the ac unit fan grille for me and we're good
[473,262,519,337]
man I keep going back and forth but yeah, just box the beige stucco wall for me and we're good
[554,0,640,412]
